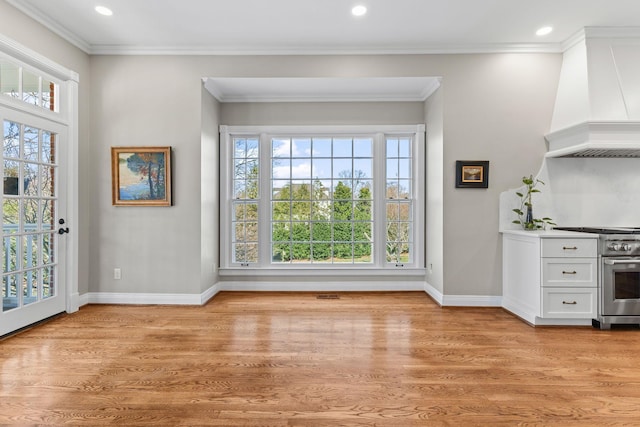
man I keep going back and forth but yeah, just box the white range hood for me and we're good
[545,28,640,158]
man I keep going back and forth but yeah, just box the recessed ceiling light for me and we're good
[95,5,113,16]
[536,26,553,36]
[352,5,367,16]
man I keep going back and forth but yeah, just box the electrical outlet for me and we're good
[114,268,121,280]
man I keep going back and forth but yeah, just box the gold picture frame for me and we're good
[455,160,489,188]
[111,146,172,206]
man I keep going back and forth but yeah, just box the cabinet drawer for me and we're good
[541,287,597,318]
[542,258,597,287]
[541,238,597,258]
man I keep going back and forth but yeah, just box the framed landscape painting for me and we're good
[111,146,172,206]
[455,160,489,188]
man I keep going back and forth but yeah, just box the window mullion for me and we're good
[373,132,386,267]
[258,132,271,268]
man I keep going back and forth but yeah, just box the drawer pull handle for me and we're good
[563,246,578,250]
[562,301,577,305]
[562,271,577,275]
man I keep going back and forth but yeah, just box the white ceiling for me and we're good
[8,0,640,103]
[8,0,640,55]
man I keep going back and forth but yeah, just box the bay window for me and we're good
[220,125,425,272]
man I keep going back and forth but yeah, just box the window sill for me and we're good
[219,267,426,278]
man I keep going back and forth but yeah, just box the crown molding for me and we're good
[87,42,563,56]
[421,78,442,100]
[7,0,91,54]
[561,29,587,52]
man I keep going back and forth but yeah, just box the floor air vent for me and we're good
[316,294,340,299]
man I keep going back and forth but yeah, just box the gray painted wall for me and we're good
[220,101,425,125]
[88,54,561,298]
[441,54,560,296]
[2,2,563,299]
[89,56,207,294]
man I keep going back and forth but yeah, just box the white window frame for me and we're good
[219,124,425,276]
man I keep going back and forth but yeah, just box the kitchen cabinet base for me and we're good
[502,307,593,326]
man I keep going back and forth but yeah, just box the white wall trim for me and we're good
[65,79,80,313]
[84,43,563,56]
[86,292,204,305]
[502,305,593,327]
[79,284,501,307]
[561,29,586,52]
[502,298,537,324]
[424,281,502,307]
[200,284,222,304]
[81,284,221,306]
[423,281,444,305]
[421,78,442,101]
[442,294,503,307]
[0,33,79,82]
[70,292,82,309]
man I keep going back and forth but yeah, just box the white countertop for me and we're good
[500,228,597,238]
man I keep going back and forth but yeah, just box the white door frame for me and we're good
[0,34,79,316]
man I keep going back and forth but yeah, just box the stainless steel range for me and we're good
[555,227,640,329]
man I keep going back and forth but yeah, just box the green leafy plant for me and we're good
[512,175,556,230]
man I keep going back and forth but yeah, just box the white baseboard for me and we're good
[77,282,500,307]
[68,292,81,313]
[77,292,89,308]
[200,283,221,304]
[442,294,502,307]
[423,282,501,307]
[502,297,537,324]
[81,283,221,306]
[424,281,444,305]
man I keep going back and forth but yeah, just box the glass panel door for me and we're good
[0,110,66,336]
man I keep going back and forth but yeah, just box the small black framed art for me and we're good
[455,160,489,188]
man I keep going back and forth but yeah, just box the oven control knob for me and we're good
[609,243,620,251]
[621,243,631,251]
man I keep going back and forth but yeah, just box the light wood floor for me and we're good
[1,292,640,426]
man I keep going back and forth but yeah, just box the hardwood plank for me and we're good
[1,291,639,425]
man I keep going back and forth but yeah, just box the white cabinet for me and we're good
[502,230,597,326]
[542,287,597,318]
[541,238,597,258]
[542,258,597,287]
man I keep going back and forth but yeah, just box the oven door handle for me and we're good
[604,258,640,265]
